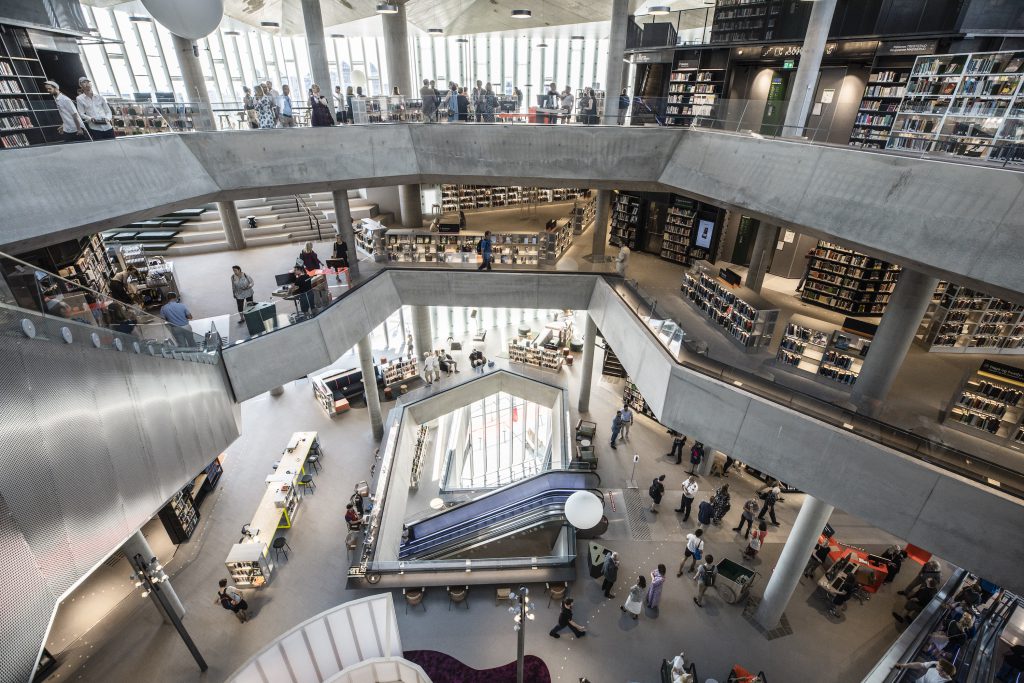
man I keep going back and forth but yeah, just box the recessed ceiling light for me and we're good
[330,33,345,38]
[456,37,469,43]
[260,21,279,28]
[571,35,585,40]
[376,3,399,14]
[511,9,532,18]
[537,42,548,48]
[129,15,152,22]
[223,30,240,35]
[648,5,672,15]
[428,28,443,34]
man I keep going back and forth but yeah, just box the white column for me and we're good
[331,189,359,279]
[398,184,423,228]
[754,495,834,629]
[602,0,629,124]
[412,305,432,361]
[577,314,597,412]
[781,0,838,137]
[217,201,246,250]
[357,336,384,440]
[122,530,185,622]
[591,190,611,261]
[170,34,215,131]
[301,0,335,117]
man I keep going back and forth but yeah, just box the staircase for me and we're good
[163,190,394,256]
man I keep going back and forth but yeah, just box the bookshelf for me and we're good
[916,281,1024,355]
[681,269,778,350]
[666,62,724,127]
[438,185,587,213]
[410,425,427,489]
[225,543,273,588]
[571,196,596,235]
[775,321,871,387]
[799,241,901,316]
[56,233,115,295]
[623,379,657,419]
[508,340,564,371]
[944,360,1024,448]
[0,24,62,149]
[660,195,698,265]
[887,50,1024,161]
[610,193,641,249]
[379,357,418,386]
[709,0,782,44]
[849,67,911,149]
[158,488,200,544]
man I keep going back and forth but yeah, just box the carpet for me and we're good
[403,650,551,683]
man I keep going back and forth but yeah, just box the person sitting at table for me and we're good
[298,241,322,271]
[828,571,860,618]
[287,265,314,314]
[344,503,362,530]
[469,348,486,371]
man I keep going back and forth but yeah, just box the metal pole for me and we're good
[516,587,526,683]
[131,554,208,672]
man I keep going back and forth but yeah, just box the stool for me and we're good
[299,473,316,494]
[565,354,574,366]
[306,455,321,473]
[272,536,291,561]
[384,386,394,400]
[400,384,408,395]
[217,113,234,129]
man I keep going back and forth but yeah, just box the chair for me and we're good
[403,587,426,613]
[298,473,316,494]
[495,587,512,606]
[448,585,470,610]
[545,581,567,607]
[272,536,291,562]
[306,455,321,474]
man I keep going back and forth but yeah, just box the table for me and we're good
[823,537,888,593]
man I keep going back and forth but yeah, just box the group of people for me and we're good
[46,76,116,142]
[242,80,339,128]
[540,82,601,124]
[420,80,523,123]
[420,349,460,384]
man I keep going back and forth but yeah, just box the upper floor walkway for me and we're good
[2,123,1023,300]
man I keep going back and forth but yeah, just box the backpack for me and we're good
[218,591,235,610]
[649,481,658,498]
[702,565,716,586]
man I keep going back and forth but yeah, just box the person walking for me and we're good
[618,404,633,442]
[476,230,493,271]
[333,85,346,123]
[309,84,333,127]
[75,77,115,140]
[894,577,939,623]
[215,578,249,623]
[648,475,666,513]
[646,564,666,609]
[757,485,781,526]
[618,89,629,125]
[621,575,645,620]
[549,598,586,638]
[230,266,254,324]
[743,521,768,561]
[899,559,942,597]
[678,529,704,575]
[610,410,623,449]
[674,475,698,520]
[243,86,258,128]
[601,551,620,598]
[44,80,86,142]
[696,497,714,529]
[710,484,731,525]
[692,555,716,608]
[733,497,759,537]
[421,352,440,385]
[666,431,687,463]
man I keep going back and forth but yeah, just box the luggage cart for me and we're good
[716,557,759,604]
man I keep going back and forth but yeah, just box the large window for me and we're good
[461,392,551,488]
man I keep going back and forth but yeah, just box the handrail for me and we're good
[293,194,323,242]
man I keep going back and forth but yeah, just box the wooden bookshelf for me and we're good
[799,240,901,316]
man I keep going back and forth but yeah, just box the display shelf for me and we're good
[774,321,870,386]
[944,359,1024,447]
[609,192,641,249]
[709,0,782,44]
[681,269,778,350]
[666,61,723,126]
[225,542,273,588]
[410,425,428,489]
[508,339,564,371]
[0,24,62,149]
[438,184,587,212]
[571,195,596,235]
[799,241,900,316]
[380,357,418,386]
[916,281,1024,355]
[659,195,698,265]
[623,379,656,420]
[158,488,200,544]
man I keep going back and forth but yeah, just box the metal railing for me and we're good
[293,194,324,242]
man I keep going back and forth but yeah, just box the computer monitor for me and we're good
[275,273,293,287]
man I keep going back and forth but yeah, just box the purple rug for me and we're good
[403,650,552,683]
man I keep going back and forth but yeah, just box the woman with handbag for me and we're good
[230,266,255,325]
[309,84,334,127]
[743,521,768,560]
[620,575,646,620]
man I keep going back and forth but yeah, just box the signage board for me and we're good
[878,40,938,57]
[980,359,1024,386]
[695,219,715,249]
[630,48,675,64]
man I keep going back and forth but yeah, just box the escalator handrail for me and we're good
[413,502,573,560]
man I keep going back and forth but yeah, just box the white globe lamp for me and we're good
[142,0,224,40]
[564,491,604,529]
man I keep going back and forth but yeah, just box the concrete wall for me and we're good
[3,126,1024,299]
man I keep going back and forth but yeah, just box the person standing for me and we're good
[674,475,698,521]
[803,539,832,579]
[160,292,194,347]
[618,88,629,125]
[621,575,645,621]
[795,247,816,292]
[899,559,942,597]
[578,88,593,125]
[743,521,768,561]
[243,86,258,128]
[279,84,294,127]
[601,551,619,598]
[476,230,494,271]
[215,578,249,623]
[649,475,666,513]
[560,86,575,123]
[610,410,623,449]
[667,431,687,464]
[513,86,523,112]
[254,85,277,129]
[44,80,85,142]
[549,598,586,638]
[287,265,314,314]
[332,233,349,268]
[757,485,781,526]
[230,266,254,324]
[421,352,440,385]
[894,577,940,623]
[710,484,730,525]
[688,441,705,475]
[646,564,666,609]
[733,497,759,537]
[893,660,956,683]
[678,528,704,575]
[75,77,115,140]
[299,242,322,271]
[471,80,484,121]
[457,87,470,122]
[309,84,333,127]
[333,85,346,123]
[618,404,633,442]
[692,555,716,608]
[420,79,437,122]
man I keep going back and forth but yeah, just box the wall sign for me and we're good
[878,40,938,57]
[695,219,715,249]
[631,49,675,64]
[980,359,1024,386]
[675,59,699,70]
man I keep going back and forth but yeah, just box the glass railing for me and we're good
[0,250,218,359]
[607,275,1024,499]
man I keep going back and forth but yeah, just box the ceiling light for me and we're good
[571,35,585,40]
[223,30,240,36]
[376,3,399,14]
[260,21,279,28]
[511,9,532,19]
[330,33,345,38]
[428,28,443,34]
[537,42,548,48]
[648,5,672,14]
[456,37,469,43]
[128,16,152,23]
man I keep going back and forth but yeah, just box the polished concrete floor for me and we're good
[49,312,926,683]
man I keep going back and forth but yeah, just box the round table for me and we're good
[579,439,591,448]
[429,497,445,510]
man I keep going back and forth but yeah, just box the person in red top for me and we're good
[345,503,362,530]
[743,520,768,560]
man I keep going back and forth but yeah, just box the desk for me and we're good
[824,539,888,592]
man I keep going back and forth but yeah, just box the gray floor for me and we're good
[51,313,926,683]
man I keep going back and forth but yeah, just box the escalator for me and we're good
[400,470,601,561]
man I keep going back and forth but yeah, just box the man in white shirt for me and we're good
[44,80,85,142]
[675,475,699,521]
[333,85,345,123]
[75,77,115,140]
[560,86,575,123]
[618,404,633,442]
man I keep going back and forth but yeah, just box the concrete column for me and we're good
[850,268,939,418]
[462,307,470,331]
[577,314,597,413]
[602,0,629,124]
[781,0,838,137]
[381,0,413,97]
[123,530,185,622]
[398,184,423,228]
[591,190,611,261]
[170,34,215,131]
[331,189,359,279]
[412,305,432,360]
[754,495,834,629]
[357,336,384,440]
[697,448,718,477]
[217,201,246,250]
[301,0,335,118]
[745,224,780,293]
